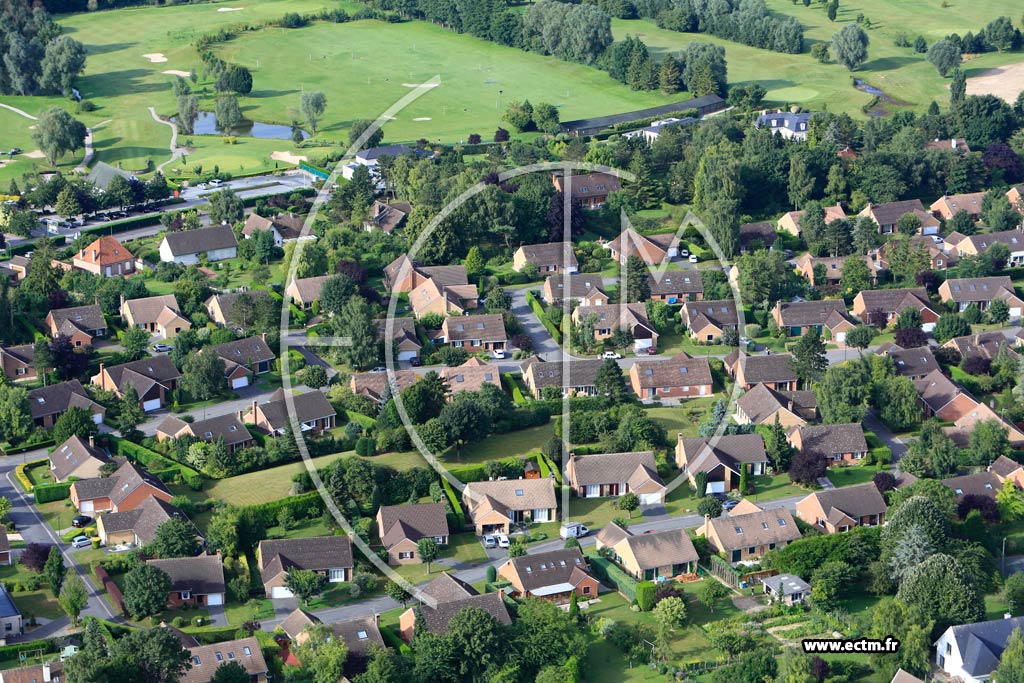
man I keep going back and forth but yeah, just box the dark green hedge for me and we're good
[34,482,71,503]
[237,491,324,529]
[588,555,638,600]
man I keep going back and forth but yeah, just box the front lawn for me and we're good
[14,590,63,620]
[827,466,879,489]
[36,499,78,533]
[748,474,809,502]
[453,424,553,465]
[648,400,718,442]
[187,452,349,506]
[223,598,274,627]
[568,496,651,530]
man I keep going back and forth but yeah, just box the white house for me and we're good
[755,111,812,141]
[159,225,238,265]
[935,615,1024,683]
[340,144,423,181]
[622,117,696,143]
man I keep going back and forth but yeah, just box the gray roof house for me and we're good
[755,111,812,140]
[147,553,226,606]
[935,616,1024,683]
[159,225,238,264]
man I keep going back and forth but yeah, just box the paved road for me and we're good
[137,383,298,436]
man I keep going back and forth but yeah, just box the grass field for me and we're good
[186,451,347,506]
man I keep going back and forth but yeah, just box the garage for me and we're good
[923,322,936,332]
[231,376,250,390]
[640,493,663,506]
[92,412,104,424]
[271,586,294,599]
[706,481,726,494]
[835,332,846,343]
[633,338,654,351]
[398,350,418,362]
[206,593,224,606]
[142,399,162,412]
[80,501,94,513]
[1012,307,1022,319]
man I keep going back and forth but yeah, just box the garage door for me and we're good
[206,593,224,606]
[634,338,653,350]
[142,399,162,412]
[231,376,250,389]
[92,413,104,424]
[922,322,936,332]
[1012,308,1022,319]
[80,500,94,513]
[835,332,846,343]
[398,351,418,362]
[640,493,662,505]
[271,586,294,599]
[707,482,726,494]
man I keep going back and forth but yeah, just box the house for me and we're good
[930,192,986,221]
[279,609,385,668]
[944,331,1020,363]
[891,669,925,683]
[0,531,9,567]
[947,228,1024,267]
[0,660,63,681]
[938,276,1024,316]
[49,434,110,483]
[942,471,1002,501]
[156,413,254,455]
[0,344,35,381]
[462,478,557,535]
[794,254,853,288]
[551,171,622,208]
[147,553,225,607]
[497,548,599,602]
[934,616,1024,683]
[258,535,354,599]
[204,290,270,328]
[92,356,181,412]
[384,255,468,293]
[571,303,658,352]
[397,573,511,641]
[159,225,238,264]
[244,388,337,436]
[913,369,1024,447]
[120,294,191,339]
[4,255,29,281]
[209,335,276,388]
[734,383,817,428]
[438,314,507,353]
[512,241,579,274]
[46,304,106,346]
[521,357,604,399]
[924,137,970,153]
[364,199,411,234]
[595,523,698,581]
[440,359,501,395]
[409,275,480,318]
[873,236,949,271]
[858,200,940,234]
[796,483,887,533]
[28,380,105,428]
[763,573,811,606]
[376,502,449,565]
[97,495,198,547]
[541,273,609,306]
[676,434,770,492]
[725,352,799,392]
[648,270,703,303]
[349,369,418,404]
[375,316,422,362]
[877,343,940,380]
[755,111,811,140]
[622,116,696,143]
[628,354,712,401]
[72,235,134,277]
[182,637,268,683]
[341,144,421,181]
[851,287,939,330]
[777,204,847,237]
[603,227,677,265]
[739,221,778,253]
[990,455,1024,489]
[241,212,313,245]
[789,423,868,466]
[681,299,740,342]
[771,299,854,344]
[285,276,330,310]
[566,451,666,505]
[1009,185,1024,212]
[70,458,172,514]
[558,95,726,136]
[699,502,801,563]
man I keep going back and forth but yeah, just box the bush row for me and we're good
[449,454,542,484]
[237,491,324,530]
[1,439,55,456]
[440,476,466,529]
[379,625,413,656]
[524,291,562,344]
[13,460,40,492]
[34,482,72,503]
[111,436,202,489]
[502,372,527,404]
[589,555,638,600]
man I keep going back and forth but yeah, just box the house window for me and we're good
[180,591,191,600]
[583,585,591,595]
[329,568,346,582]
[398,551,414,560]
[15,368,24,376]
[946,642,952,655]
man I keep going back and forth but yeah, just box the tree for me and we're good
[206,508,240,557]
[789,448,826,485]
[334,296,379,370]
[766,414,793,471]
[44,546,66,597]
[446,606,506,681]
[301,365,328,389]
[832,24,869,70]
[896,553,984,634]
[1007,573,1024,615]
[618,492,639,518]
[897,212,922,236]
[0,385,31,443]
[115,627,192,683]
[210,662,250,683]
[816,362,869,423]
[463,246,485,278]
[789,328,827,388]
[887,526,937,584]
[385,580,408,607]
[301,91,328,134]
[698,579,728,612]
[778,650,815,683]
[208,187,244,224]
[653,595,687,630]
[933,313,971,344]
[293,623,348,683]
[927,39,961,76]
[999,480,1024,522]
[32,107,87,165]
[285,568,327,606]
[595,358,627,403]
[502,100,534,131]
[811,560,855,609]
[971,419,1011,466]
[697,496,724,519]
[659,55,682,93]
[873,376,921,431]
[56,186,81,218]
[123,565,171,620]
[177,94,199,135]
[995,628,1024,683]
[40,35,87,95]
[844,324,875,350]
[180,351,227,400]
[511,598,586,679]
[623,255,650,303]
[121,325,149,360]
[869,598,934,677]
[417,537,439,573]
[52,407,99,444]
[215,93,242,134]
[147,517,198,558]
[216,65,253,95]
[990,298,1011,324]
[59,574,89,627]
[841,257,871,296]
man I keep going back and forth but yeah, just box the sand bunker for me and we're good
[22,150,45,159]
[966,61,1024,103]
[271,151,308,164]
[217,6,243,11]
[402,82,440,88]
[143,53,168,63]
[413,117,432,121]
[163,69,190,77]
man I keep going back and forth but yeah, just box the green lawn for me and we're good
[827,466,879,488]
[390,533,490,583]
[748,473,810,502]
[223,598,274,627]
[648,400,718,442]
[14,590,63,621]
[187,451,348,506]
[24,461,55,489]
[454,423,553,465]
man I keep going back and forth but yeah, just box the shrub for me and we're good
[744,323,762,338]
[33,483,71,503]
[636,581,656,611]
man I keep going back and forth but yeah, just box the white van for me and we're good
[559,522,589,539]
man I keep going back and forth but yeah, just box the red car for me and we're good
[646,347,657,355]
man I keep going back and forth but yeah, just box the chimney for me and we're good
[237,409,244,421]
[261,332,267,341]
[1006,613,1013,620]
[374,613,380,626]
[89,435,95,448]
[951,138,957,149]
[42,662,51,683]
[99,363,105,375]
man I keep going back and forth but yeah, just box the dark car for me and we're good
[71,515,92,528]
[410,357,422,367]
[646,347,657,355]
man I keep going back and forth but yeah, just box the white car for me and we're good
[71,536,91,549]
[688,254,699,263]
[482,535,498,549]
[496,534,511,549]
[196,182,208,190]
[152,343,172,353]
[601,351,622,360]
[679,249,690,258]
[493,349,506,359]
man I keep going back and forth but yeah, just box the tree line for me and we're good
[0,1,86,96]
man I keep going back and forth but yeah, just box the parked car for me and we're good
[369,367,388,373]
[492,349,506,359]
[559,522,589,539]
[679,249,690,258]
[152,343,172,353]
[646,347,657,355]
[482,535,498,549]
[71,515,92,528]
[409,357,422,367]
[209,178,223,186]
[71,536,91,549]
[688,254,699,263]
[601,351,622,360]
[496,534,510,549]
[722,499,739,512]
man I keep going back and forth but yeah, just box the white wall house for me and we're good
[159,225,238,265]
[935,616,1024,683]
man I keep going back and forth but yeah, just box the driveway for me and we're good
[508,287,566,361]
[863,410,907,461]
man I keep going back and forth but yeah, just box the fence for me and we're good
[702,555,742,589]
[300,162,330,179]
[94,566,125,616]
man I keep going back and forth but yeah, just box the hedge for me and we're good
[6,235,65,257]
[110,436,202,489]
[863,431,883,450]
[379,625,412,656]
[1,439,55,456]
[13,460,41,492]
[502,372,527,404]
[237,491,324,529]
[588,555,638,600]
[0,638,57,666]
[636,581,656,611]
[34,482,72,503]
[449,454,541,484]
[524,291,562,344]
[869,446,892,466]
[538,451,563,485]
[440,476,465,529]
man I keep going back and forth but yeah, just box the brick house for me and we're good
[699,502,801,564]
[438,314,507,353]
[156,413,254,455]
[70,458,172,514]
[788,423,868,466]
[72,235,134,277]
[628,354,712,400]
[49,434,110,483]
[375,316,422,363]
[97,494,199,547]
[147,554,225,608]
[776,204,847,237]
[930,192,986,221]
[29,380,106,428]
[258,536,354,599]
[858,199,940,235]
[771,299,854,344]
[462,478,557,535]
[796,483,887,533]
[938,276,1024,316]
[349,370,418,404]
[398,573,511,642]
[725,352,799,391]
[877,343,940,380]
[521,357,603,399]
[541,273,609,306]
[285,276,330,310]
[512,241,578,274]
[734,383,817,428]
[676,433,769,493]
[565,451,666,505]
[204,290,271,328]
[182,637,268,683]
[603,227,678,265]
[571,303,658,352]
[595,523,698,581]
[46,304,107,347]
[551,171,621,208]
[681,300,739,342]
[851,287,939,330]
[376,502,449,565]
[121,295,191,339]
[648,270,703,303]
[497,548,599,603]
[244,388,337,437]
[0,344,36,382]
[947,229,1024,267]
[92,356,181,412]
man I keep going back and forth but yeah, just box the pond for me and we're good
[853,79,906,117]
[174,111,309,139]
